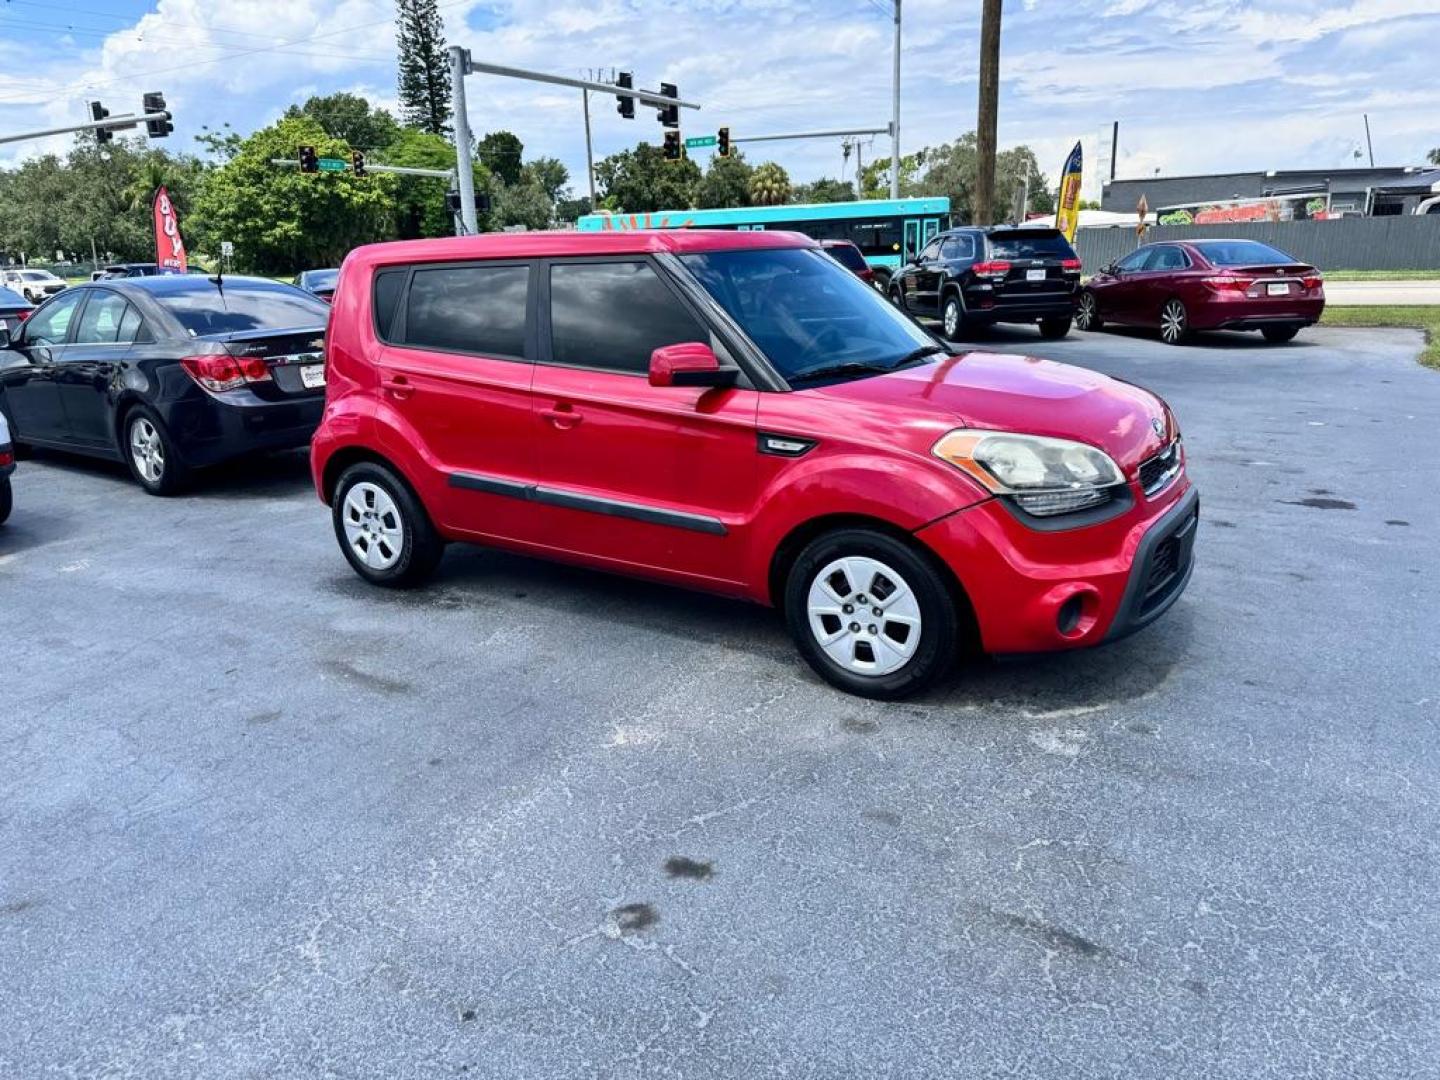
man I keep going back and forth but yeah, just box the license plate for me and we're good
[300,364,326,389]
[1026,268,1046,282]
[1266,282,1289,296]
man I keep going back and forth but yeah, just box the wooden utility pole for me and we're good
[974,0,1003,224]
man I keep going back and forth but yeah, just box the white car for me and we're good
[0,409,14,525]
[1,268,67,304]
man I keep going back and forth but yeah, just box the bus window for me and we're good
[848,218,901,258]
[922,218,941,243]
[903,220,920,260]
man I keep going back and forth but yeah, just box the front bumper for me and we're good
[916,477,1197,654]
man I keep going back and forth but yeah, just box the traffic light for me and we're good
[663,129,683,162]
[90,101,112,144]
[615,71,634,120]
[352,150,367,177]
[656,83,679,128]
[446,189,462,214]
[298,145,318,174]
[142,92,172,138]
[717,126,731,158]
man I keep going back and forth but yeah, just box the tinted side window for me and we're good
[404,264,529,358]
[1145,246,1188,271]
[1115,249,1151,272]
[73,291,130,344]
[549,261,706,375]
[918,239,942,262]
[373,268,406,341]
[941,235,976,260]
[117,303,146,344]
[24,290,83,345]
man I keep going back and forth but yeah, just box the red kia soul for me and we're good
[313,230,1197,698]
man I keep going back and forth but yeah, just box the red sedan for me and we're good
[1077,239,1324,345]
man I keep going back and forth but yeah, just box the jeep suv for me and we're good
[890,226,1082,341]
[313,230,1196,698]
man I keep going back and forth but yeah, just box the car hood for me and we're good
[814,349,1170,470]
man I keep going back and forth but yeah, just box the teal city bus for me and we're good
[575,197,951,285]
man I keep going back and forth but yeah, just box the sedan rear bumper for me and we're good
[160,390,324,469]
[1195,295,1325,331]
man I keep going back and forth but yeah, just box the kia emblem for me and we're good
[1151,417,1166,438]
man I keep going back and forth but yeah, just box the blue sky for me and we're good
[1,0,1435,201]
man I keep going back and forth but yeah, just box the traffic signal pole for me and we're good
[447,47,702,228]
[0,110,171,147]
[732,125,890,146]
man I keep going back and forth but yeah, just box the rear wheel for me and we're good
[784,528,961,699]
[123,405,190,495]
[1075,289,1103,331]
[333,462,444,588]
[888,283,906,310]
[1261,326,1299,343]
[0,478,11,525]
[1038,316,1072,340]
[1159,298,1190,346]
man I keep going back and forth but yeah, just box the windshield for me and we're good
[155,282,329,337]
[986,230,1076,259]
[679,247,935,385]
[20,271,53,281]
[302,269,339,290]
[1192,240,1294,266]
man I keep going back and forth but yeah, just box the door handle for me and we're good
[382,375,413,400]
[540,404,583,429]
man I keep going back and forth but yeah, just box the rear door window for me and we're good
[987,230,1077,260]
[547,261,708,375]
[401,264,531,359]
[72,291,131,343]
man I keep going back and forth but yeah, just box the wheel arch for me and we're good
[321,444,421,506]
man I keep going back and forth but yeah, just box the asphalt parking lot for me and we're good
[3,325,1436,1078]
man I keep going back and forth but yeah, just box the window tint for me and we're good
[404,264,529,357]
[1115,249,1151,272]
[373,268,407,340]
[73,291,131,343]
[117,303,146,344]
[824,244,869,274]
[940,235,975,260]
[987,230,1077,259]
[918,239,942,262]
[1144,246,1190,272]
[848,218,902,258]
[549,261,706,375]
[23,290,82,345]
[1192,240,1294,266]
[157,282,329,337]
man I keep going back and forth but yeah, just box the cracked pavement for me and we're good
[1,326,1436,1078]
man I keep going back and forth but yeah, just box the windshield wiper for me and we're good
[787,345,947,387]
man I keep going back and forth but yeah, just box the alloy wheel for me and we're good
[1160,299,1187,344]
[806,556,922,677]
[943,298,961,338]
[128,417,165,484]
[1077,292,1097,330]
[342,481,405,571]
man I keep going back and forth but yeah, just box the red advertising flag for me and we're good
[152,186,188,274]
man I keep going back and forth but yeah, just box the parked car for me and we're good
[1076,239,1325,344]
[312,230,1196,699]
[294,268,340,302]
[0,409,13,525]
[2,268,67,304]
[819,239,876,287]
[0,286,35,337]
[889,226,1082,341]
[95,263,164,279]
[0,275,330,494]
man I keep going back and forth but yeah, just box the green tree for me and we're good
[555,194,592,223]
[192,116,396,272]
[1428,147,1440,165]
[0,154,69,261]
[395,0,451,136]
[860,151,925,199]
[524,157,569,203]
[195,123,243,163]
[286,92,401,149]
[595,142,701,213]
[492,176,554,231]
[476,131,525,187]
[792,176,856,204]
[694,152,752,209]
[748,161,791,206]
[381,127,471,239]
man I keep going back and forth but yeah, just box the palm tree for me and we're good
[123,157,172,213]
[748,162,792,206]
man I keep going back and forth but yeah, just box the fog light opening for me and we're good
[1057,595,1085,636]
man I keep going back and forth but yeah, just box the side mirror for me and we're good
[649,342,736,389]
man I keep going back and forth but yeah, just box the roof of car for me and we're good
[347,228,818,269]
[85,273,299,295]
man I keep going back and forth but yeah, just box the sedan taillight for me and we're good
[1202,275,1253,292]
[972,260,1012,277]
[17,309,32,322]
[1302,275,1324,290]
[180,354,272,392]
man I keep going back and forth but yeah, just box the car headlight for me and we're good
[932,429,1125,517]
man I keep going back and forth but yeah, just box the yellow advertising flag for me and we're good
[1054,141,1083,243]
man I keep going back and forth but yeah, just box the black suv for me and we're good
[889,226,1082,341]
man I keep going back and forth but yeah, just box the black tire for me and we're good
[783,527,962,700]
[1075,289,1103,331]
[0,478,11,526]
[121,404,191,495]
[1261,326,1299,343]
[1159,297,1190,346]
[1038,316,1072,340]
[332,461,444,588]
[888,283,907,310]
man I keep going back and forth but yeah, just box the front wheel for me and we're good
[1038,316,1072,340]
[941,294,968,341]
[1261,326,1299,343]
[0,478,11,526]
[784,528,962,699]
[333,462,445,588]
[1075,289,1103,331]
[1159,298,1190,346]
